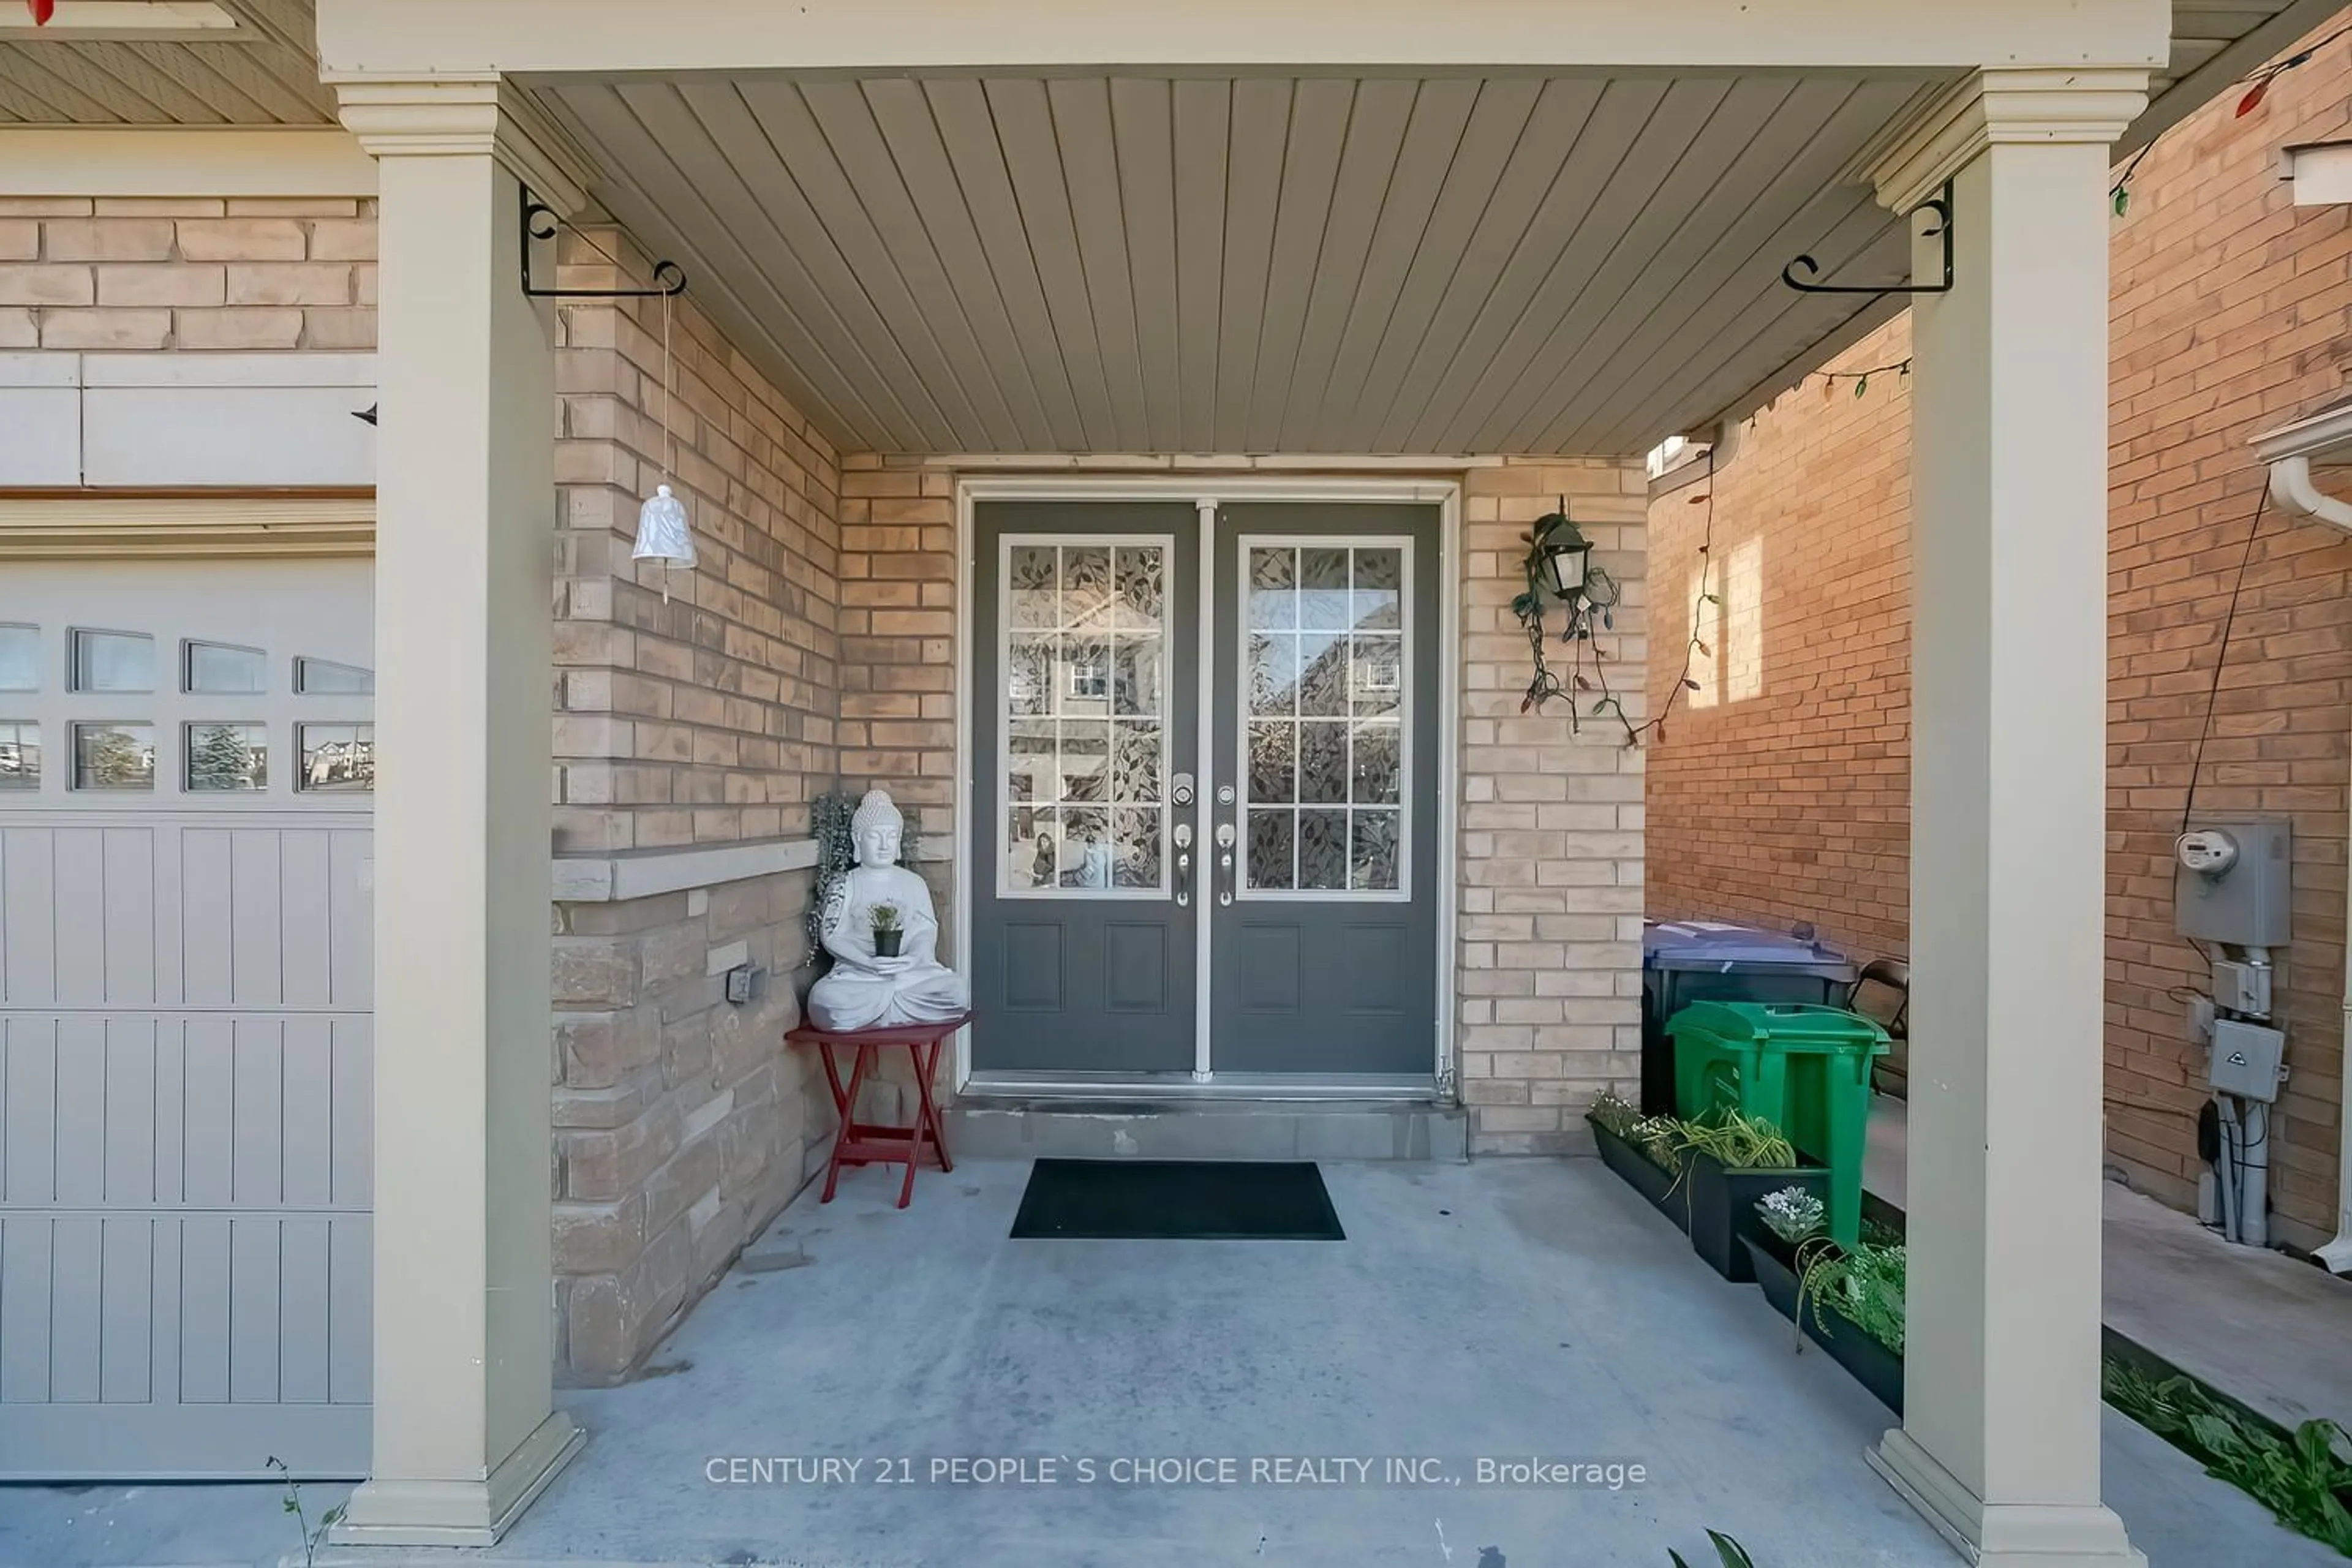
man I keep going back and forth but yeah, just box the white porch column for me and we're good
[330,81,587,1546]
[1865,70,2149,1567]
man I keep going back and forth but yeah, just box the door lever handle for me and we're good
[1218,849,1234,907]
[1175,849,1191,907]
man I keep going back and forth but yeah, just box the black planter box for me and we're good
[1741,1234,1904,1415]
[1588,1118,1686,1231]
[1685,1155,1828,1283]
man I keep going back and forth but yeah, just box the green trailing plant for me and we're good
[1668,1531,1756,1568]
[1795,1238,1907,1355]
[1755,1186,1825,1246]
[266,1456,344,1568]
[1668,1109,1798,1171]
[2101,1358,2352,1555]
[807,791,859,969]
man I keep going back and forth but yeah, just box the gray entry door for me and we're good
[971,502,1199,1073]
[1210,504,1440,1075]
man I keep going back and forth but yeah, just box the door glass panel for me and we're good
[1000,538,1167,895]
[184,641,265,694]
[185,722,268,791]
[0,625,37,691]
[295,657,374,695]
[0,722,37,788]
[298,724,374,791]
[74,723,155,790]
[72,629,154,693]
[1240,541,1409,897]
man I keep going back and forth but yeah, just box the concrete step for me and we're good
[944,1096,1467,1163]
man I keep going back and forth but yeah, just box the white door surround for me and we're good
[952,473,1463,1098]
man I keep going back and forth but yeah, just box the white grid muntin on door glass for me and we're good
[996,533,1174,900]
[1237,537,1412,903]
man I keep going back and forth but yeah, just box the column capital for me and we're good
[331,75,595,216]
[1869,66,2151,213]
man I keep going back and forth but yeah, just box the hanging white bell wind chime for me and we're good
[631,290,696,599]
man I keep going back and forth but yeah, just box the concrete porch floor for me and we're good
[3,1156,2342,1567]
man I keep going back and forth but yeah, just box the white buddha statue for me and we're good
[806,790,968,1031]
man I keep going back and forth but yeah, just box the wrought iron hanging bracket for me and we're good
[1780,181,1953,298]
[519,187,687,300]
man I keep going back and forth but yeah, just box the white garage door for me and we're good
[0,559,373,1479]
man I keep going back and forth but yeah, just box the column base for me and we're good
[330,1411,584,1548]
[1871,1428,2144,1567]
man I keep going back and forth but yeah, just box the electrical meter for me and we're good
[2174,820,2291,947]
[2176,829,2239,876]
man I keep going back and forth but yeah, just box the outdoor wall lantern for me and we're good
[1532,507,1593,600]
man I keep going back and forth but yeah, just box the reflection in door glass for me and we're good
[1002,540,1167,894]
[1243,545,1405,894]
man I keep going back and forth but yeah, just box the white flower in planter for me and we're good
[1756,1185,1825,1246]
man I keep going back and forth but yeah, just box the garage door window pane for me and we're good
[0,722,36,788]
[296,658,374,695]
[72,630,155,693]
[0,625,36,692]
[185,722,267,791]
[74,723,154,790]
[184,641,266,695]
[300,725,374,791]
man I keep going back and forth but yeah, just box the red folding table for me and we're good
[785,1012,964,1208]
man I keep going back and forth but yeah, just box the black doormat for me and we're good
[1009,1159,1345,1240]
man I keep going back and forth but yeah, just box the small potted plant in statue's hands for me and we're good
[869,902,903,958]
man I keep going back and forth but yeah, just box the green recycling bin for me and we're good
[1668,1000,1889,1248]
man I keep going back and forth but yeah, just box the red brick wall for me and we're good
[1643,316,1913,966]
[1646,18,2352,1246]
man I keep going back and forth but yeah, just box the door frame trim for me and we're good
[954,473,1463,1097]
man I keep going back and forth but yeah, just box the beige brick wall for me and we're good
[1459,458,1651,1153]
[546,229,846,1381]
[836,458,958,830]
[0,196,376,351]
[1641,17,2352,1245]
[551,228,843,853]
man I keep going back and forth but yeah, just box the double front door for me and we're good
[971,500,1440,1080]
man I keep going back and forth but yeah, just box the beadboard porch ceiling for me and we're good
[540,70,1947,459]
[524,1,2340,458]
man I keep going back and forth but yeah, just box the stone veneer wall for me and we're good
[0,195,377,350]
[546,228,848,1382]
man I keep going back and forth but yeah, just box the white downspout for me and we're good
[2261,444,2352,1270]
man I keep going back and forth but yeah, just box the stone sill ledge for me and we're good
[554,834,953,903]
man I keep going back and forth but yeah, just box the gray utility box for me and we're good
[1640,921,1857,1115]
[2174,818,2291,948]
[2210,1017,2286,1103]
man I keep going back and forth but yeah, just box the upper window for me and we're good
[72,629,155,693]
[296,657,374,695]
[184,640,266,695]
[0,625,36,692]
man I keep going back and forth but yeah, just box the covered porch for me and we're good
[157,0,2316,1561]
